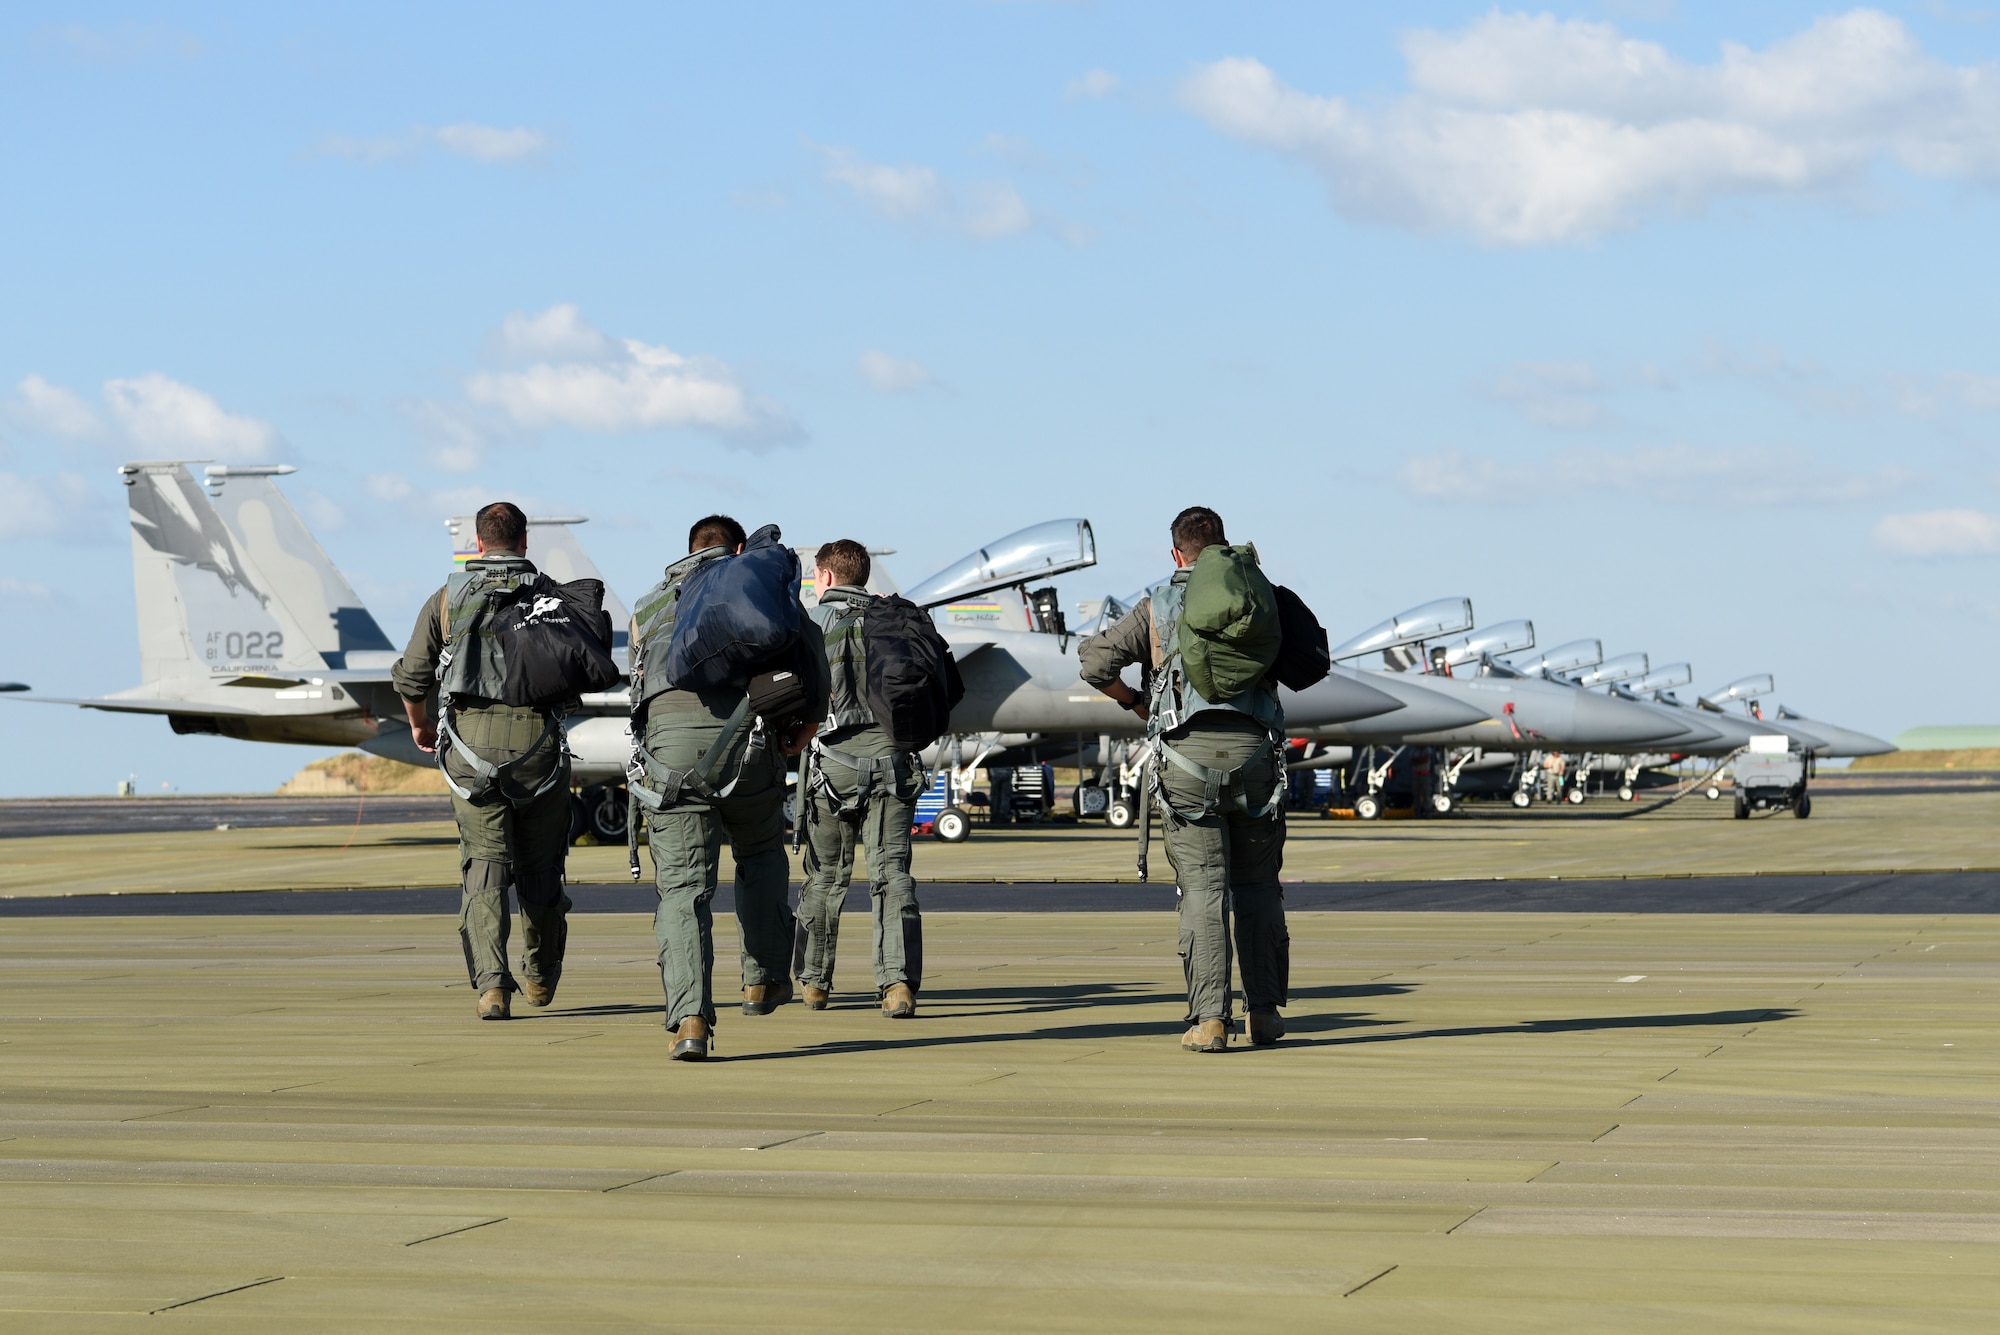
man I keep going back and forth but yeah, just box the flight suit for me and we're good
[796,586,924,999]
[393,569,572,1000]
[1079,591,1290,1029]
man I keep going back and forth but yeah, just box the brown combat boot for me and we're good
[803,985,830,1011]
[742,980,794,1015]
[669,1015,710,1061]
[519,977,557,1008]
[1181,1019,1228,1052]
[1248,1010,1285,1047]
[882,983,916,1019]
[476,988,510,1021]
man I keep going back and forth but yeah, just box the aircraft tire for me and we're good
[1510,791,1531,809]
[1618,786,1635,802]
[1354,794,1381,821]
[1705,786,1721,800]
[1106,800,1135,829]
[1565,788,1586,805]
[1794,793,1812,820]
[589,786,629,842]
[1431,793,1452,815]
[934,806,970,843]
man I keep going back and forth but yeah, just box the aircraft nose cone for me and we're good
[1569,691,1687,747]
[1358,674,1494,733]
[1283,669,1406,727]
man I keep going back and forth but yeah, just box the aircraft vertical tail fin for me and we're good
[205,465,396,667]
[120,461,325,687]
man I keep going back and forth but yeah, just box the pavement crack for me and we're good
[877,1099,932,1117]
[603,1171,678,1193]
[1656,1068,1678,1081]
[1589,1124,1620,1143]
[755,1132,824,1150]
[969,1071,1017,1085]
[546,1032,604,1045]
[122,1105,207,1122]
[150,1275,285,1313]
[1444,1208,1486,1235]
[1523,1162,1558,1183]
[269,1081,332,1093]
[1344,1264,1398,1296]
[405,1217,506,1247]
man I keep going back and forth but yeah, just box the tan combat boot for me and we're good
[519,978,556,1008]
[476,988,511,1021]
[742,980,794,1015]
[1180,1019,1228,1052]
[1248,1010,1285,1047]
[882,983,916,1019]
[803,985,830,1011]
[669,1015,710,1061]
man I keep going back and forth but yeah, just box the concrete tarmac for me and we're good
[5,870,1998,916]
[2,909,1994,1329]
[0,794,450,839]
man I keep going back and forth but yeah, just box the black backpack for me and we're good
[1268,584,1331,692]
[488,577,622,707]
[862,594,966,752]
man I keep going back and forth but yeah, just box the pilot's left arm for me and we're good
[1078,599,1152,721]
[392,587,446,752]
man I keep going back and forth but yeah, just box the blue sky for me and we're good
[4,2,1999,794]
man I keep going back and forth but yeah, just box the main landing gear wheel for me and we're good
[1431,793,1453,815]
[1565,788,1586,805]
[1353,794,1382,821]
[1794,793,1812,820]
[1618,786,1635,802]
[933,806,970,843]
[589,786,630,842]
[1511,791,1532,809]
[1705,786,1722,801]
[1106,800,1135,829]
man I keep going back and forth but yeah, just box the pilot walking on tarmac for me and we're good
[393,502,573,1022]
[1078,506,1290,1051]
[795,540,926,1018]
[626,516,829,1061]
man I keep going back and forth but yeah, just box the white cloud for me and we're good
[1887,369,2000,418]
[818,144,1038,240]
[464,305,798,445]
[1181,10,2000,244]
[1873,508,2000,556]
[1067,69,1121,100]
[8,374,104,439]
[1401,442,1912,506]
[0,472,99,540]
[404,401,493,473]
[33,22,203,65]
[315,123,553,165]
[857,349,935,394]
[0,576,54,600]
[484,303,612,363]
[365,473,414,503]
[432,123,550,163]
[1480,360,1612,429]
[102,374,284,458]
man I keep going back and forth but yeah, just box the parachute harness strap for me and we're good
[808,739,901,822]
[627,695,757,816]
[434,700,568,806]
[1151,728,1285,824]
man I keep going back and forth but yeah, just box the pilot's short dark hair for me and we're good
[688,514,747,553]
[1170,506,1226,558]
[815,539,870,589]
[475,501,528,551]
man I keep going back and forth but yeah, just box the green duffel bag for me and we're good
[1178,543,1281,702]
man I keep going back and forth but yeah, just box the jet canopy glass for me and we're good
[1437,618,1534,668]
[1329,597,1474,662]
[1627,662,1692,693]
[1571,651,1649,687]
[1507,638,1603,677]
[904,519,1097,610]
[1704,673,1775,705]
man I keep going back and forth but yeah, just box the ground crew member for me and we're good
[1079,506,1290,1051]
[633,515,828,1061]
[393,501,572,1022]
[795,540,924,1018]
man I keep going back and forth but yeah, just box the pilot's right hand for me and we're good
[413,722,439,753]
